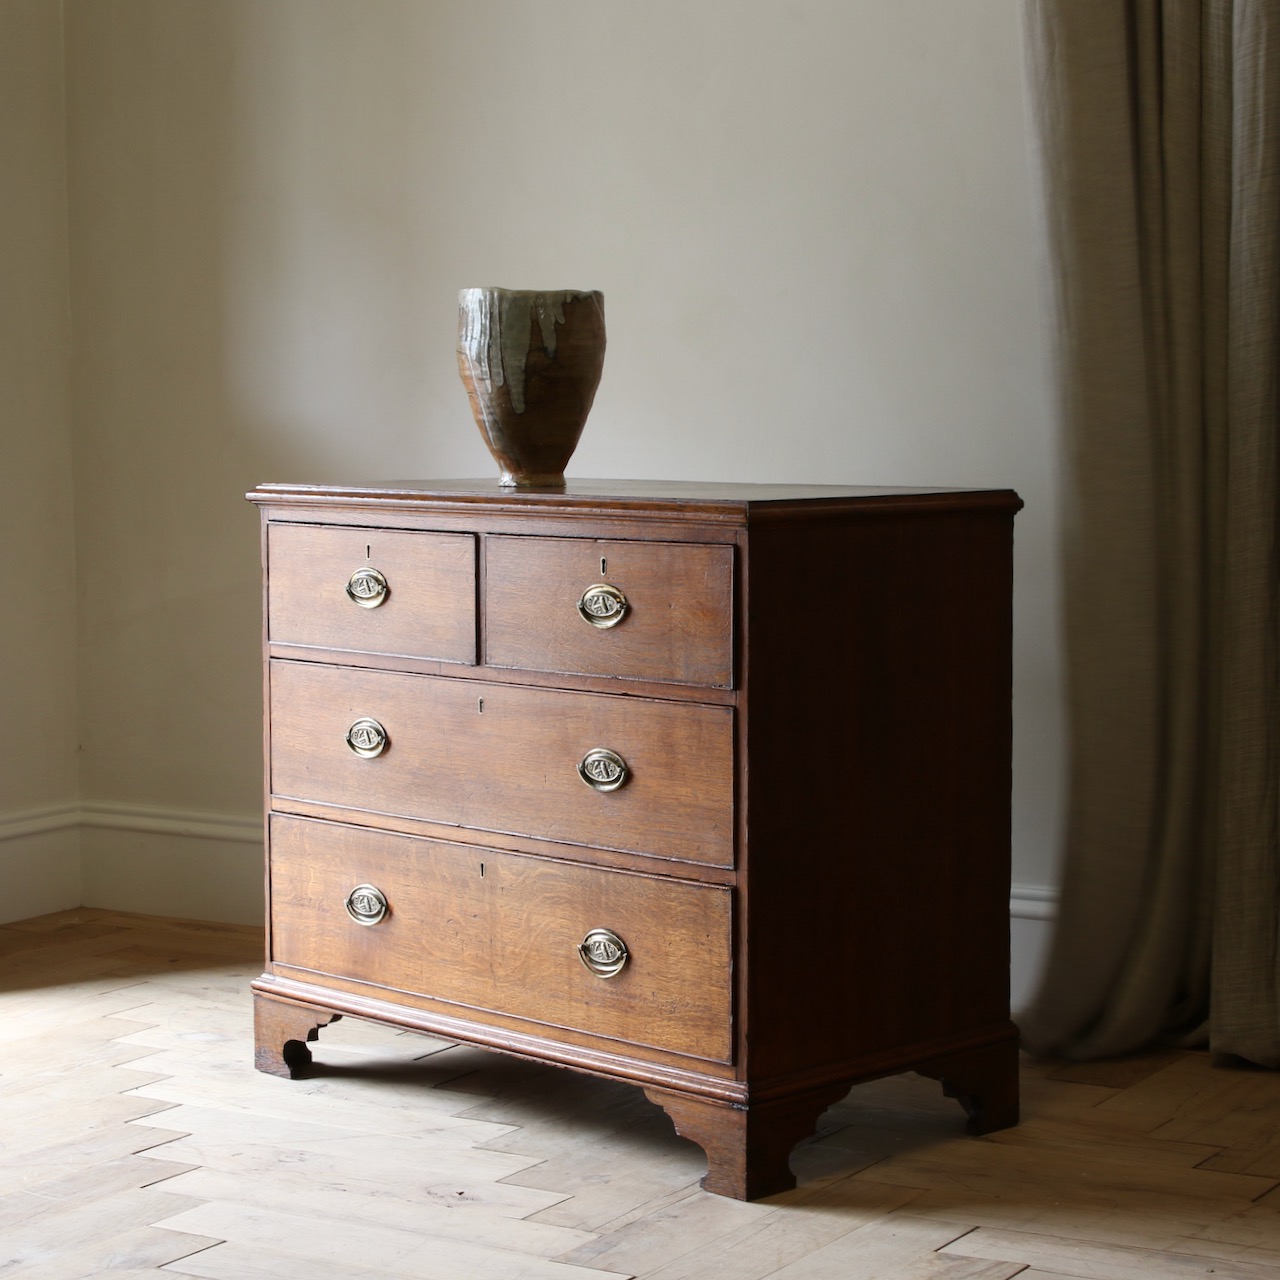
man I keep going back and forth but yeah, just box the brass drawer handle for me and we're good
[346,566,389,609]
[577,583,628,628]
[578,928,628,978]
[346,717,388,758]
[345,883,388,926]
[578,747,628,792]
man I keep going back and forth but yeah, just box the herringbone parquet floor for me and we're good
[4,908,1280,1278]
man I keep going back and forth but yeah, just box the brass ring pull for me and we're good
[345,883,388,926]
[578,928,628,978]
[346,717,388,758]
[577,583,628,628]
[346,566,389,609]
[578,747,629,792]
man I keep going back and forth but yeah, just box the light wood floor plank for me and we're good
[558,1177,921,1279]
[0,1154,197,1231]
[125,1100,544,1187]
[158,1165,596,1257]
[1017,1273,1116,1279]
[940,1224,1280,1278]
[1186,1199,1280,1260]
[729,1214,1022,1280]
[0,1187,207,1274]
[161,1239,423,1280]
[150,1200,633,1280]
[123,1068,517,1144]
[853,1128,1279,1209]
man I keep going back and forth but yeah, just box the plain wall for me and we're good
[26,1,1061,996]
[0,0,81,916]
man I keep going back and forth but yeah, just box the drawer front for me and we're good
[268,523,476,663]
[270,816,733,1062]
[270,661,734,866]
[484,536,734,687]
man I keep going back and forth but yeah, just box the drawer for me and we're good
[268,523,476,663]
[269,816,733,1063]
[484,536,734,687]
[270,661,734,866]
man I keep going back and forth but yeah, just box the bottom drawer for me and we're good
[269,816,734,1063]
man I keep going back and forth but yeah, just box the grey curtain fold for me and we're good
[1020,0,1280,1064]
[1210,1,1280,1066]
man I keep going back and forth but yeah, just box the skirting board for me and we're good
[78,804,264,926]
[0,806,82,924]
[1011,883,1058,1015]
[3,803,1060,1004]
[0,803,262,927]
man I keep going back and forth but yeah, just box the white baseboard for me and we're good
[1010,882,1058,1015]
[78,802,260,842]
[0,802,263,927]
[79,805,263,926]
[0,805,82,924]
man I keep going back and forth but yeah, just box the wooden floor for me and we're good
[4,912,1280,1280]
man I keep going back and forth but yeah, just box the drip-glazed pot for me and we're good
[457,288,606,487]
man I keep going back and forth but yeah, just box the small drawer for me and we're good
[268,523,476,663]
[269,816,733,1063]
[484,536,734,687]
[270,661,734,867]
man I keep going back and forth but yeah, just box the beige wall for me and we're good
[18,1,1062,989]
[0,0,81,917]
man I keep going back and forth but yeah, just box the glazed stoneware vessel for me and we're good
[457,288,606,487]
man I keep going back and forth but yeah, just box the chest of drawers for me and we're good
[247,478,1022,1199]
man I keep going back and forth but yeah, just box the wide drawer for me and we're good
[269,816,733,1063]
[270,661,735,866]
[268,523,476,663]
[484,535,734,687]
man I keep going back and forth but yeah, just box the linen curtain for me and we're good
[1019,0,1280,1064]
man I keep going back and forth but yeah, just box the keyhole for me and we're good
[600,556,607,576]
[477,697,484,714]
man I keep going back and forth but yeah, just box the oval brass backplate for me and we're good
[577,583,628,628]
[578,747,628,792]
[346,566,389,609]
[345,883,388,926]
[578,928,628,977]
[346,717,388,758]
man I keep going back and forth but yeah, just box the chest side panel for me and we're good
[739,506,1018,1078]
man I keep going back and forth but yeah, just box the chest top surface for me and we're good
[247,477,1023,522]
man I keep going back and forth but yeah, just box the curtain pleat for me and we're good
[1020,0,1279,1063]
[1210,0,1280,1067]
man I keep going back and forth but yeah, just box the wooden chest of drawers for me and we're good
[247,478,1023,1199]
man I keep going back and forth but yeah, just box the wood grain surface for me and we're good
[484,534,734,686]
[268,816,734,1062]
[269,661,735,866]
[266,522,476,663]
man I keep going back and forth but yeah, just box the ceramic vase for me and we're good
[457,288,605,487]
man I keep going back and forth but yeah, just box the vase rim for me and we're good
[459,287,602,302]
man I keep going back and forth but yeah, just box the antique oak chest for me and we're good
[247,478,1022,1198]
